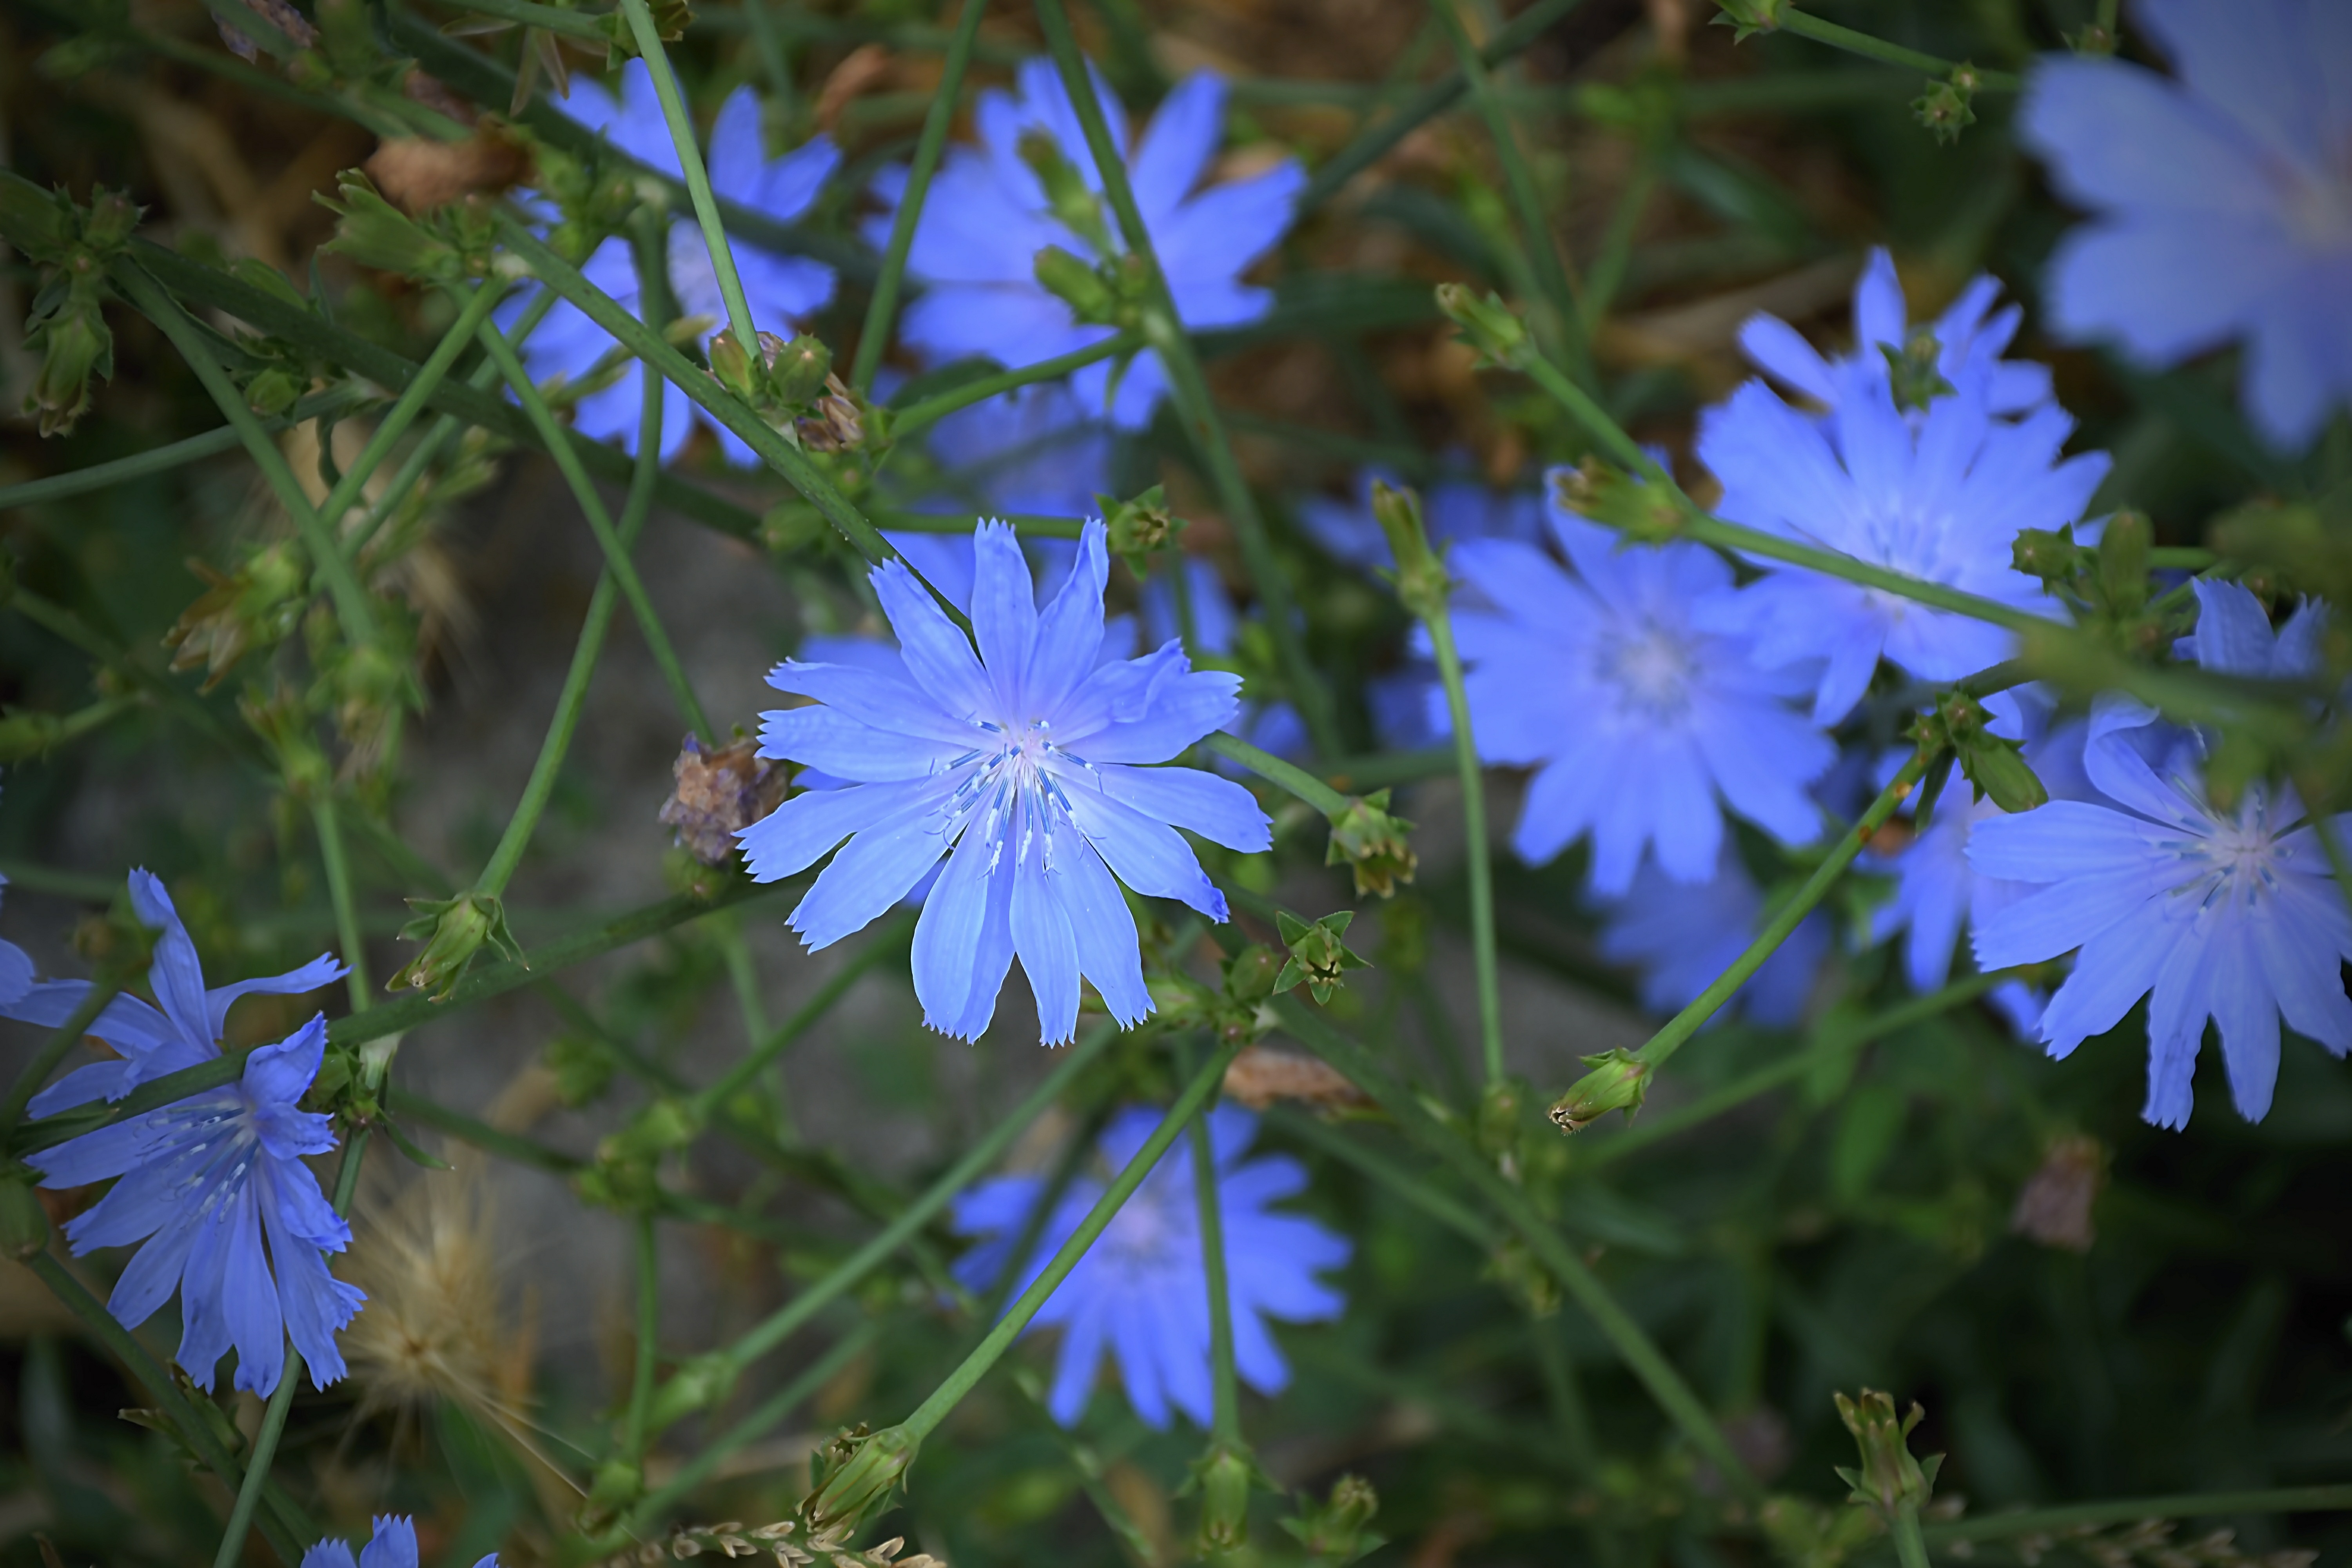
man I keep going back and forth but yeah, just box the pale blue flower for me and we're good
[1,870,344,1117]
[1139,557,1309,765]
[0,876,32,1007]
[1450,476,1835,894]
[1738,247,2053,416]
[867,62,1301,429]
[29,1012,362,1395]
[1696,370,2109,725]
[500,60,839,463]
[2019,0,2352,450]
[1595,846,1829,1029]
[740,521,1271,1043]
[1294,463,1543,573]
[1969,583,2351,1126]
[951,1104,1348,1428]
[303,1515,497,1568]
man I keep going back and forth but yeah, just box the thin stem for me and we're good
[1924,1485,2352,1543]
[1428,0,1588,387]
[1423,604,1504,1083]
[620,0,759,352]
[211,1130,370,1568]
[1270,1108,1496,1244]
[1027,6,1340,757]
[453,0,606,40]
[886,330,1142,441]
[1583,154,1657,330]
[1776,12,2023,91]
[1274,999,1766,1501]
[623,1213,660,1463]
[1892,1498,1933,1568]
[1188,1092,1242,1445]
[110,263,379,647]
[689,910,916,1116]
[741,0,796,108]
[877,510,1091,537]
[475,338,671,891]
[310,796,374,1013]
[851,0,988,392]
[0,386,373,513]
[902,1040,1241,1441]
[474,315,713,743]
[0,983,119,1142]
[1200,732,1352,816]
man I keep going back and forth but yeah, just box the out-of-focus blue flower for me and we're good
[29,1013,363,1395]
[1738,248,2053,416]
[500,60,838,464]
[741,522,1270,1043]
[951,1103,1348,1428]
[1697,372,2109,725]
[867,62,1301,430]
[1450,477,1834,894]
[0,877,32,1007]
[1295,464,1543,573]
[1595,845,1829,1029]
[1139,557,1309,765]
[303,1516,497,1568]
[0,870,343,1117]
[1969,583,2351,1127]
[2019,0,2352,450]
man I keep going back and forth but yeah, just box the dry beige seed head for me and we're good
[2009,1134,2106,1253]
[1222,1045,1373,1112]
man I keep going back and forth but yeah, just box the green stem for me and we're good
[1892,1499,1932,1568]
[474,315,713,743]
[0,386,374,513]
[451,0,607,40]
[886,330,1143,441]
[1028,7,1340,757]
[623,1212,659,1463]
[1612,748,1933,1082]
[476,339,670,893]
[1423,602,1504,1084]
[741,0,796,108]
[1776,12,2023,91]
[1428,0,1587,386]
[1583,154,1657,331]
[620,0,759,352]
[310,796,374,1013]
[690,910,916,1116]
[110,263,378,647]
[1189,1093,1242,1445]
[0,985,120,1143]
[1200,732,1352,816]
[210,1130,370,1568]
[1925,1485,2352,1542]
[876,510,1091,537]
[903,1040,1241,1441]
[1269,1108,1495,1244]
[1274,998,1765,1500]
[850,0,988,392]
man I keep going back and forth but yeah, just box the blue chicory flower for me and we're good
[1696,370,2109,726]
[950,1103,1348,1428]
[1294,463,1544,574]
[1968,582,2351,1127]
[1,869,344,1117]
[29,1011,363,1395]
[1738,247,2054,416]
[1595,845,1831,1029]
[1449,475,1835,894]
[303,1515,497,1568]
[868,62,1301,430]
[2018,0,2352,450]
[0,876,31,1007]
[499,60,839,464]
[740,521,1272,1043]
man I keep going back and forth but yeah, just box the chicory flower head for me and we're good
[1595,844,1830,1029]
[2020,0,2352,450]
[1969,583,2351,1127]
[950,1104,1349,1428]
[1738,247,2054,416]
[741,521,1271,1043]
[1697,371,2109,725]
[1450,477,1835,894]
[500,60,838,464]
[869,62,1301,429]
[302,1516,497,1568]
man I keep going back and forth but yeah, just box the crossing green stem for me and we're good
[619,0,759,352]
[1189,1096,1243,1445]
[851,0,989,391]
[1423,598,1504,1084]
[1892,1498,1933,1568]
[0,385,373,513]
[885,330,1143,442]
[1201,732,1351,816]
[310,795,374,1013]
[903,1041,1242,1442]
[1777,12,2023,91]
[688,909,916,1117]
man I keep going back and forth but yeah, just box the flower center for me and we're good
[1102,1182,1184,1264]
[939,718,1091,872]
[2174,793,2288,911]
[1600,623,1697,717]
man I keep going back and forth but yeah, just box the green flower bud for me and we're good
[0,1175,51,1263]
[388,891,522,1000]
[645,1350,740,1433]
[0,172,70,260]
[804,1423,921,1532]
[319,171,463,282]
[1194,1442,1256,1553]
[26,293,113,437]
[1033,244,1121,326]
[1099,484,1181,567]
[1832,1388,1942,1514]
[1280,1473,1381,1565]
[1017,129,1113,253]
[1274,910,1371,1005]
[708,327,759,401]
[2010,523,2089,586]
[1552,461,1683,543]
[1370,481,1449,621]
[1434,282,1531,370]
[1880,330,1956,411]
[1222,943,1285,1005]
[764,330,834,408]
[1547,1047,1652,1133]
[2096,508,2152,616]
[1912,71,1979,145]
[1710,0,1789,40]
[1324,791,1417,899]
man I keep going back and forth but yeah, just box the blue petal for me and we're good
[1058,653,1242,764]
[1047,1297,1110,1426]
[1024,523,1111,717]
[971,521,1041,711]
[1083,763,1271,853]
[357,1516,421,1568]
[1964,800,2167,882]
[242,1015,329,1112]
[1129,73,1222,222]
[910,820,1015,1038]
[1067,791,1227,920]
[204,955,347,1045]
[265,1171,364,1387]
[127,869,211,1049]
[764,660,971,744]
[221,1186,286,1395]
[789,815,952,950]
[301,1544,361,1568]
[1062,840,1152,1029]
[1011,820,1082,1045]
[758,706,966,782]
[871,557,993,719]
[739,777,951,883]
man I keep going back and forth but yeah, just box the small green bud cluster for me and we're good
[1710,0,1790,43]
[1098,485,1184,577]
[1908,691,2049,819]
[710,328,868,454]
[1913,65,1981,145]
[389,890,525,1000]
[1274,910,1371,1004]
[1,176,143,436]
[1279,1474,1383,1566]
[1435,283,1532,371]
[804,1423,922,1534]
[1554,460,1684,544]
[1880,330,1956,412]
[1832,1388,1943,1515]
[319,169,500,285]
[1324,791,1417,899]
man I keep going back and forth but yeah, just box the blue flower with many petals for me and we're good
[741,521,1271,1042]
[2020,0,2352,450]
[303,1515,496,1568]
[501,60,838,464]
[1697,371,2109,726]
[1738,247,2053,416]
[1596,845,1830,1029]
[1969,583,2351,1127]
[951,1104,1348,1428]
[29,1009,363,1395]
[869,62,1301,430]
[1450,477,1835,893]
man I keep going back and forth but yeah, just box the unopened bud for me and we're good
[1434,283,1531,370]
[1221,943,1285,1005]
[1553,461,1682,543]
[2096,508,2152,616]
[1710,0,1788,40]
[1195,1443,1255,1553]
[762,330,832,407]
[1832,1388,1942,1514]
[1017,129,1112,252]
[804,1423,920,1532]
[1912,73,1978,145]
[1324,790,1416,899]
[26,296,113,437]
[1547,1047,1651,1133]
[708,327,758,401]
[1880,330,1954,411]
[2010,524,2087,585]
[646,1350,740,1433]
[1274,910,1370,1005]
[1033,244,1120,325]
[1370,481,1448,619]
[1281,1473,1382,1563]
[319,171,463,281]
[1100,484,1180,564]
[388,891,521,1000]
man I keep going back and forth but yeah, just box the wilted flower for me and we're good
[951,1104,1349,1427]
[660,733,788,866]
[740,521,1270,1043]
[2009,1133,2105,1252]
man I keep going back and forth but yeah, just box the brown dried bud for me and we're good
[1222,1046,1372,1112]
[364,130,530,216]
[659,735,787,866]
[2009,1133,2105,1252]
